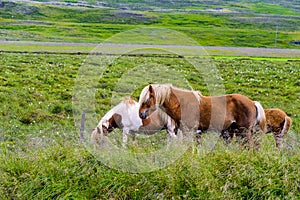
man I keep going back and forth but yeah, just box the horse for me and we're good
[91,97,177,148]
[138,84,267,148]
[214,107,292,149]
[264,108,292,149]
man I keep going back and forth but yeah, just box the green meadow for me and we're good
[0,0,299,48]
[1,52,300,199]
[1,0,300,199]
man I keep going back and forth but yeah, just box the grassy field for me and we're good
[1,0,300,199]
[0,51,299,199]
[0,0,299,48]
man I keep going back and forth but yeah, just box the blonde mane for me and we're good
[193,90,202,103]
[139,84,201,105]
[139,84,172,105]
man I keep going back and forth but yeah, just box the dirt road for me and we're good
[1,41,300,58]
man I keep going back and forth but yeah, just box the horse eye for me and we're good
[144,101,151,108]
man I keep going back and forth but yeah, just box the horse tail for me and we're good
[281,116,292,136]
[254,101,267,133]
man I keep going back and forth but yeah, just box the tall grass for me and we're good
[1,131,300,199]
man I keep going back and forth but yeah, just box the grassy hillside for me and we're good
[0,52,299,198]
[27,0,300,14]
[0,0,299,48]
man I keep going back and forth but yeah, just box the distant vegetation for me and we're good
[26,0,300,14]
[0,0,299,48]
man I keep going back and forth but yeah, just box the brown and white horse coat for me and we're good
[91,97,177,148]
[139,84,267,148]
[265,108,292,149]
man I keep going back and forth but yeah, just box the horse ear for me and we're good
[149,85,155,98]
[149,84,153,92]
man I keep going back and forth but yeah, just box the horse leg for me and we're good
[167,125,177,141]
[192,130,202,154]
[221,122,237,145]
[236,127,253,149]
[132,133,137,145]
[271,127,285,149]
[122,129,129,148]
[273,132,284,149]
[166,133,174,151]
[251,125,264,149]
[166,132,176,147]
[220,129,233,145]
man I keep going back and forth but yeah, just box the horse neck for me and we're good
[161,88,183,122]
[165,88,207,130]
[169,87,203,103]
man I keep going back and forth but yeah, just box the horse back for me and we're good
[171,88,202,130]
[196,93,256,131]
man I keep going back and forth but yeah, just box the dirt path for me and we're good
[1,41,300,58]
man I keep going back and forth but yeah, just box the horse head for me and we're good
[139,85,157,119]
[91,122,107,145]
[93,119,110,136]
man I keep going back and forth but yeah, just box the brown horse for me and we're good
[91,97,177,148]
[138,84,267,148]
[265,108,292,149]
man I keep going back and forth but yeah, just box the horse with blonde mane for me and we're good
[264,108,292,149]
[91,97,177,148]
[138,84,267,148]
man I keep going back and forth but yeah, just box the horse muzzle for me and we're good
[139,111,147,119]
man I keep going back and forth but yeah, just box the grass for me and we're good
[1,138,300,199]
[0,1,299,198]
[0,1,299,48]
[0,42,95,53]
[68,0,300,16]
[0,51,299,198]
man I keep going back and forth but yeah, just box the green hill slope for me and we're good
[0,0,299,48]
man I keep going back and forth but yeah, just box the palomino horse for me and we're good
[91,97,177,148]
[265,108,292,149]
[138,84,267,148]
